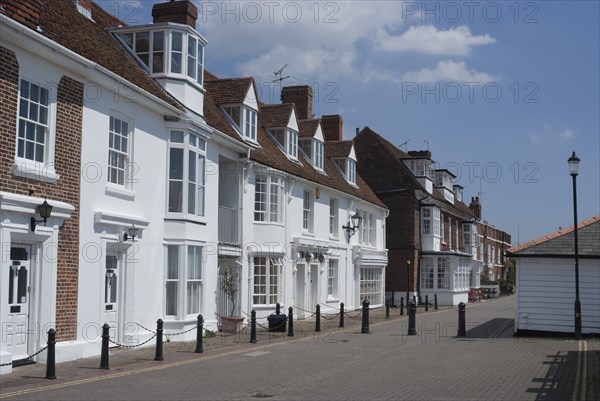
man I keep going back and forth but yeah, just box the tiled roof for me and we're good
[325,141,353,158]
[260,104,294,128]
[507,214,600,257]
[202,77,386,209]
[298,119,320,138]
[18,0,184,111]
[204,77,254,105]
[355,126,474,219]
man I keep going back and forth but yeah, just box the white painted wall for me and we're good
[515,257,600,334]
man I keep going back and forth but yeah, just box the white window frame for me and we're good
[167,130,206,219]
[437,257,450,289]
[329,198,338,237]
[165,243,204,320]
[243,107,257,142]
[360,267,383,306]
[252,256,283,306]
[313,140,324,171]
[14,77,59,183]
[433,207,440,237]
[287,129,298,159]
[347,159,356,185]
[422,207,431,235]
[302,190,314,233]
[254,173,283,223]
[107,114,133,189]
[421,256,434,289]
[327,259,338,299]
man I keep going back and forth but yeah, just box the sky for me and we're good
[97,0,600,245]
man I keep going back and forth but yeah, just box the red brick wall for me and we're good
[0,46,83,341]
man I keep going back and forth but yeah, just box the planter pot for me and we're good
[221,316,244,333]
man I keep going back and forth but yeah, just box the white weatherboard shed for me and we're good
[508,215,600,335]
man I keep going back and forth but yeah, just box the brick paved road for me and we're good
[2,297,598,400]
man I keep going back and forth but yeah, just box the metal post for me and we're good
[276,302,281,315]
[408,302,417,335]
[45,328,56,380]
[572,172,582,340]
[287,307,294,337]
[339,302,345,328]
[361,300,370,334]
[100,323,110,370]
[400,297,404,316]
[434,294,438,310]
[315,304,321,332]
[385,298,390,319]
[195,315,204,353]
[250,310,257,343]
[406,261,410,307]
[458,302,466,337]
[425,295,429,312]
[154,319,164,361]
[413,295,417,308]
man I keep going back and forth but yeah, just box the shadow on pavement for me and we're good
[527,350,579,401]
[463,318,515,339]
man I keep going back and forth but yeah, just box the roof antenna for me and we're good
[399,138,411,151]
[271,64,290,89]
[424,139,430,151]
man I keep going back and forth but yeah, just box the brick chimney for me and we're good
[152,0,198,28]
[0,0,42,30]
[469,196,481,219]
[281,86,313,120]
[408,150,432,160]
[321,115,343,142]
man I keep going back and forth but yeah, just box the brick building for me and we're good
[354,127,510,305]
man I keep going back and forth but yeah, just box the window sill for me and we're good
[254,221,284,227]
[302,231,315,237]
[12,161,59,184]
[164,215,207,225]
[329,235,340,241]
[105,184,136,200]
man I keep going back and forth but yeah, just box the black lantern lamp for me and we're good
[342,210,362,239]
[568,151,582,339]
[123,224,138,242]
[30,199,53,231]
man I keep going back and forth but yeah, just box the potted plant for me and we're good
[219,265,244,333]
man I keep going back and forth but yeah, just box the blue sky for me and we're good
[98,0,600,244]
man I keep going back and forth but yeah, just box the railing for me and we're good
[218,206,238,244]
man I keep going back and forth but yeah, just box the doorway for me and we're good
[5,246,32,361]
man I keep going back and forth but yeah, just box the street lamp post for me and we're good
[568,151,582,340]
[406,260,411,304]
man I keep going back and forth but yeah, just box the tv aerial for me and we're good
[399,138,411,151]
[271,64,290,87]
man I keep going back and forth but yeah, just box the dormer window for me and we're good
[314,140,324,170]
[333,158,356,185]
[224,105,257,142]
[115,28,204,86]
[223,106,241,126]
[243,108,257,141]
[269,128,298,159]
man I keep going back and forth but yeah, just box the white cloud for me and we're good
[401,60,498,83]
[560,129,575,139]
[374,25,496,56]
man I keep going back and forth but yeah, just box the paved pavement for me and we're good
[1,296,598,400]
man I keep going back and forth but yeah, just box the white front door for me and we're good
[5,248,31,360]
[295,264,306,317]
[103,252,120,342]
[310,264,319,313]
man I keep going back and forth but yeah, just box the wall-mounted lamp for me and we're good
[315,187,321,199]
[123,225,138,242]
[30,199,53,232]
[106,269,115,279]
[318,253,325,263]
[342,210,362,239]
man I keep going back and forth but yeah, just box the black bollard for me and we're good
[287,307,294,337]
[458,302,466,337]
[385,298,390,319]
[434,294,438,310]
[154,319,164,361]
[408,302,417,335]
[413,295,417,307]
[250,310,257,343]
[400,297,404,316]
[425,295,429,312]
[45,328,56,380]
[276,302,281,315]
[100,323,110,370]
[315,305,321,332]
[339,302,345,328]
[195,315,204,353]
[361,300,370,334]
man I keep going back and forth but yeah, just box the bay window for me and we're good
[165,244,203,318]
[360,267,383,306]
[254,173,283,223]
[422,208,431,235]
[168,130,206,217]
[421,256,434,289]
[437,257,450,289]
[253,257,283,305]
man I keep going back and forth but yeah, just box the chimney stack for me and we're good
[321,115,343,142]
[281,85,313,120]
[408,150,432,160]
[469,196,481,219]
[0,0,42,30]
[152,0,198,29]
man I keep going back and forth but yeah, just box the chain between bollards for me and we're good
[458,302,466,337]
[45,328,56,380]
[154,319,164,361]
[250,310,257,343]
[400,297,404,316]
[408,302,417,335]
[361,300,370,334]
[339,302,344,328]
[100,323,110,370]
[195,315,204,353]
[315,305,321,332]
[287,307,294,337]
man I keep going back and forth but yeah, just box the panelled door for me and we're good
[5,247,31,360]
[103,251,121,342]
